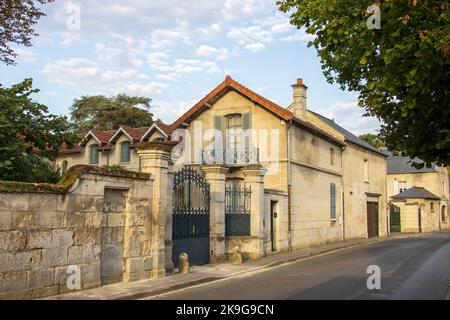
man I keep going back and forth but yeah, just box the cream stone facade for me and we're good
[55,76,389,266]
[387,156,450,232]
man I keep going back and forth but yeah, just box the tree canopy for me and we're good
[0,79,78,183]
[0,0,54,65]
[70,94,154,132]
[359,133,386,150]
[279,0,450,166]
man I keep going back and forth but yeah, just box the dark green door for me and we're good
[390,204,401,233]
[172,168,210,268]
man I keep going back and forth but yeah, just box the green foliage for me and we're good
[279,0,450,166]
[0,78,78,183]
[101,164,127,172]
[70,94,153,132]
[359,133,386,150]
[1,0,54,65]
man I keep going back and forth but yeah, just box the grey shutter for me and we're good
[214,115,222,158]
[330,183,336,219]
[242,112,251,150]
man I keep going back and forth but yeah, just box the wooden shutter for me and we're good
[330,183,336,220]
[242,112,251,150]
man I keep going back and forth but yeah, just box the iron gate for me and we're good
[390,204,401,233]
[172,168,210,268]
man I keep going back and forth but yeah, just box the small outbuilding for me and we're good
[390,187,442,233]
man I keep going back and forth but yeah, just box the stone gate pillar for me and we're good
[242,164,266,259]
[202,165,229,263]
[138,142,175,277]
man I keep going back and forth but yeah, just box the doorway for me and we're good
[367,202,379,238]
[270,201,278,252]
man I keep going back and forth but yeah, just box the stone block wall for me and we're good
[0,165,154,299]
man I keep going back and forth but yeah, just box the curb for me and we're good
[115,238,387,300]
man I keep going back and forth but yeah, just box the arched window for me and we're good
[61,160,68,174]
[442,206,447,222]
[89,144,99,164]
[120,141,131,163]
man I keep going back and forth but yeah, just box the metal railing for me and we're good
[202,147,259,167]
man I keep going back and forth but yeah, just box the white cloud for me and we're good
[195,45,231,61]
[196,24,222,38]
[14,48,37,62]
[95,37,147,68]
[152,99,199,123]
[151,28,188,49]
[318,102,381,136]
[42,58,168,96]
[222,0,273,20]
[281,31,315,43]
[149,57,222,81]
[245,43,265,52]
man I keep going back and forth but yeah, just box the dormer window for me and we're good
[89,144,99,165]
[120,141,131,163]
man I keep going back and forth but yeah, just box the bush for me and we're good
[0,154,61,183]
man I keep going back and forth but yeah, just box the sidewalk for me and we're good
[46,233,416,300]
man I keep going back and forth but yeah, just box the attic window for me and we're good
[120,141,131,163]
[89,144,99,165]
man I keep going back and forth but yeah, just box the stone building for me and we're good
[387,156,449,233]
[55,76,388,265]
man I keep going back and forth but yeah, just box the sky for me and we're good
[0,0,381,136]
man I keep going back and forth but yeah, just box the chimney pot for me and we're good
[291,77,308,121]
[297,78,303,85]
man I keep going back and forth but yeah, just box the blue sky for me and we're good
[0,0,380,135]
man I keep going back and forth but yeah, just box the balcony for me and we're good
[202,147,259,167]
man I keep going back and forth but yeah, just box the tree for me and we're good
[359,133,385,150]
[70,94,154,132]
[0,79,78,183]
[279,0,450,166]
[1,0,54,65]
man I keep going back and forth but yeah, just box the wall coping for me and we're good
[0,165,151,194]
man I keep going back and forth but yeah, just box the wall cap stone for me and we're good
[0,165,151,194]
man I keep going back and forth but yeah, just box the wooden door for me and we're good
[367,202,379,238]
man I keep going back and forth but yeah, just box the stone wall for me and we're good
[0,165,155,299]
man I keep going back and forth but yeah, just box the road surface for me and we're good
[152,233,450,300]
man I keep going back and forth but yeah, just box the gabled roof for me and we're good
[392,187,441,200]
[309,111,387,156]
[387,156,438,174]
[59,122,171,155]
[140,120,173,142]
[171,76,294,129]
[170,76,345,147]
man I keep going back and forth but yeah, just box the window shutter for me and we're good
[90,145,99,164]
[243,112,251,150]
[121,142,130,163]
[214,115,222,131]
[330,183,336,220]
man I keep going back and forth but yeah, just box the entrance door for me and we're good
[418,208,422,233]
[270,201,277,252]
[172,168,210,268]
[389,204,401,233]
[367,202,379,238]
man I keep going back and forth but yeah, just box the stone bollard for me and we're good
[231,246,243,265]
[179,252,190,274]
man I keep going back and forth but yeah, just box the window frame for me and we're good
[120,140,131,163]
[89,144,99,165]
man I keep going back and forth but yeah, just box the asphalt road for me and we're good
[153,233,450,300]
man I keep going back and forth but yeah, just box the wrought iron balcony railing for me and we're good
[202,147,259,167]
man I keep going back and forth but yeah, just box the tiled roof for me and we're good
[309,111,388,156]
[387,156,437,174]
[170,76,344,146]
[58,122,171,155]
[171,75,294,129]
[392,187,441,200]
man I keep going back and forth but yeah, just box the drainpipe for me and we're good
[341,145,346,242]
[287,121,292,251]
